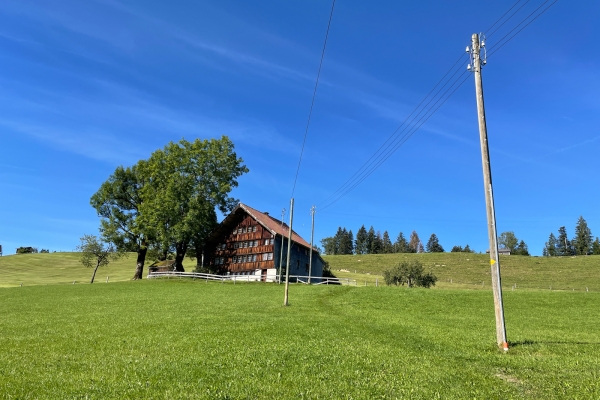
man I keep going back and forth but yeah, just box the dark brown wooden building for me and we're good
[204,203,324,281]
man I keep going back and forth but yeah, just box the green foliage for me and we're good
[544,233,557,256]
[355,225,368,254]
[381,231,393,254]
[450,244,473,253]
[513,240,530,256]
[394,232,411,253]
[16,247,37,254]
[556,226,574,256]
[75,235,123,283]
[137,136,248,270]
[383,260,437,288]
[593,238,600,255]
[573,216,593,255]
[322,227,354,255]
[498,231,519,252]
[426,233,444,253]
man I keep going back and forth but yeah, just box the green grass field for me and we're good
[1,281,599,399]
[0,253,196,288]
[324,253,600,292]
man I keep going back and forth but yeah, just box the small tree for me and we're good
[573,216,593,255]
[383,260,437,288]
[513,240,530,256]
[76,235,122,284]
[592,238,600,255]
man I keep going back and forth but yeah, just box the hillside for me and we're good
[324,253,600,291]
[0,252,196,288]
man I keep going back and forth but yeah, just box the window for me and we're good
[243,241,248,248]
[254,240,258,247]
[267,253,273,261]
[242,255,247,263]
[242,227,247,233]
[264,239,269,246]
[270,239,274,245]
[237,227,242,234]
[252,226,257,232]
[251,254,257,262]
[234,242,239,249]
[262,253,268,261]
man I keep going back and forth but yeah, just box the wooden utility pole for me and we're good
[278,208,286,284]
[284,198,294,306]
[308,206,316,284]
[471,33,508,351]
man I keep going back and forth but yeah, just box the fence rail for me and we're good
[147,271,359,285]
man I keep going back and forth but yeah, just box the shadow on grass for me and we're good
[509,339,600,347]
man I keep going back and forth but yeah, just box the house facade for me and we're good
[204,203,324,282]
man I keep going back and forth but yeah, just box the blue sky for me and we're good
[1,0,599,256]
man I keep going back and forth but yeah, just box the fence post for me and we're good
[106,276,109,283]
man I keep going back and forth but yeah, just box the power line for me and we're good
[486,0,530,38]
[318,53,467,207]
[488,0,558,58]
[291,0,336,198]
[320,72,471,212]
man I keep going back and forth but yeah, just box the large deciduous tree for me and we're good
[137,137,248,271]
[408,231,421,253]
[90,164,149,280]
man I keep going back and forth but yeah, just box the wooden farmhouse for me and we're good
[204,203,324,282]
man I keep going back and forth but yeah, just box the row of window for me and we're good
[236,225,258,234]
[232,253,273,263]
[218,238,275,250]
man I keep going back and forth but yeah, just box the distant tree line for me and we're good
[321,226,459,255]
[543,216,600,256]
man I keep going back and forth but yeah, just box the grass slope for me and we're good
[1,281,599,399]
[324,253,600,291]
[0,253,196,288]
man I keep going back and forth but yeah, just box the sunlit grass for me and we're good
[1,280,599,398]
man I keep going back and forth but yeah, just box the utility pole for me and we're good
[308,206,316,284]
[469,33,508,351]
[284,198,294,306]
[278,208,286,284]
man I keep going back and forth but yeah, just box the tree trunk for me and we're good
[132,243,148,280]
[90,261,100,284]
[174,242,187,272]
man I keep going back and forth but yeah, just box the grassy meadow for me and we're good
[1,280,599,399]
[324,253,600,291]
[0,252,196,288]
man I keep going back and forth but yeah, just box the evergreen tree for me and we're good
[355,225,368,254]
[338,228,350,255]
[394,232,410,253]
[346,230,355,255]
[544,233,557,256]
[451,245,463,252]
[426,233,444,253]
[592,238,600,255]
[556,226,573,256]
[382,231,393,253]
[573,216,593,255]
[371,230,383,254]
[366,226,375,254]
[463,244,473,253]
[408,231,420,253]
[513,240,530,256]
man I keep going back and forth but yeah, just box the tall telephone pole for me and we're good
[284,198,294,306]
[278,208,286,284]
[308,206,316,284]
[469,33,508,351]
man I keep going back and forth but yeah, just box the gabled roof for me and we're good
[237,203,312,249]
